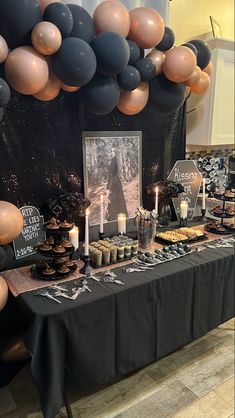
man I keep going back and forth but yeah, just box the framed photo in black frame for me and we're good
[83,131,142,226]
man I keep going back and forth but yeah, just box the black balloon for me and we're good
[135,58,156,81]
[117,65,141,91]
[182,42,198,57]
[0,77,10,107]
[52,37,96,86]
[188,39,211,69]
[1,245,14,270]
[91,32,130,75]
[0,0,42,49]
[155,26,175,51]
[150,74,185,113]
[0,246,7,270]
[67,4,95,44]
[43,3,73,38]
[83,74,120,115]
[0,107,3,123]
[127,40,141,65]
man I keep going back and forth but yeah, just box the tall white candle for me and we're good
[84,209,89,256]
[155,187,159,214]
[117,213,126,235]
[100,194,104,233]
[202,178,206,210]
[180,200,188,219]
[69,226,79,250]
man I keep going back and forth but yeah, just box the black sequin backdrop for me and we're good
[0,90,186,236]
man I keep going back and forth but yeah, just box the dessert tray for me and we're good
[156,227,208,245]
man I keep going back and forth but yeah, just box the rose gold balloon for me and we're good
[0,277,8,312]
[5,46,49,95]
[61,84,80,93]
[146,49,165,75]
[184,65,202,87]
[163,46,196,83]
[117,82,149,115]
[93,0,130,37]
[34,72,61,101]
[203,60,213,76]
[128,7,164,49]
[0,201,24,245]
[40,0,61,13]
[191,71,210,94]
[31,22,62,56]
[0,35,8,64]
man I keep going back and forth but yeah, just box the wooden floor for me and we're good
[0,318,234,418]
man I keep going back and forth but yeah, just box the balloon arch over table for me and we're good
[0,0,212,119]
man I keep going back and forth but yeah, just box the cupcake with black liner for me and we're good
[38,243,53,253]
[57,265,70,276]
[65,260,77,271]
[35,260,48,272]
[42,266,56,277]
[47,223,60,231]
[62,240,73,250]
[58,220,73,230]
[46,236,55,245]
[53,245,66,255]
[54,256,69,265]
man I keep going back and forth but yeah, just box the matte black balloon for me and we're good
[182,43,198,57]
[117,65,141,91]
[188,39,211,69]
[1,244,14,269]
[43,3,73,38]
[83,74,120,115]
[0,107,3,122]
[91,32,130,75]
[135,58,156,81]
[0,0,42,49]
[150,74,185,113]
[52,37,96,86]
[127,40,141,65]
[67,4,95,44]
[155,26,175,51]
[0,77,10,107]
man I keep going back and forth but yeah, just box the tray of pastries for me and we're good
[210,204,235,218]
[156,227,207,244]
[38,237,74,257]
[213,190,235,201]
[30,258,77,281]
[205,220,234,235]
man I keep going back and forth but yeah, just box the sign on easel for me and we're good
[13,206,46,260]
[167,160,202,220]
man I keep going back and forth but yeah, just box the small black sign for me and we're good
[13,206,46,260]
[168,160,202,220]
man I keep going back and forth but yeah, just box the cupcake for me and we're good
[35,260,48,272]
[57,265,70,275]
[47,223,60,231]
[46,217,59,225]
[46,236,54,245]
[65,260,77,270]
[59,220,73,230]
[62,240,73,250]
[53,245,66,255]
[39,243,53,253]
[54,256,69,265]
[42,266,56,276]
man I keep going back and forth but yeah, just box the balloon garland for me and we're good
[0,0,212,117]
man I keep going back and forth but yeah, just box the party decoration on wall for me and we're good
[0,35,8,64]
[5,46,49,95]
[12,205,45,260]
[67,4,95,44]
[188,39,211,70]
[0,77,11,106]
[93,0,130,38]
[128,7,165,49]
[51,37,96,86]
[117,82,149,116]
[0,0,213,116]
[43,2,73,38]
[0,201,24,245]
[31,21,62,55]
[117,65,141,91]
[0,0,42,49]
[156,26,175,52]
[83,74,120,115]
[0,276,8,311]
[91,32,130,75]
[149,75,185,114]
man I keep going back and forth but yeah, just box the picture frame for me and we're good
[83,131,142,226]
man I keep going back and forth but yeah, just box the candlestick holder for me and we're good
[180,217,187,227]
[99,232,105,240]
[200,208,207,222]
[79,255,91,276]
[71,248,79,260]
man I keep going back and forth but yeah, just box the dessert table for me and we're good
[1,229,234,418]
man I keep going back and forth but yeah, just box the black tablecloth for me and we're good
[17,247,235,418]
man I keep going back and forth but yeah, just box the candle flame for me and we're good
[203,178,206,183]
[86,208,89,216]
[155,186,159,193]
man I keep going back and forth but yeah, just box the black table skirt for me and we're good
[13,247,235,418]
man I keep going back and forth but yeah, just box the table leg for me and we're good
[64,392,73,418]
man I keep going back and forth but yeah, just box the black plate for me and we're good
[209,209,235,219]
[204,225,233,235]
[155,233,208,246]
[213,193,235,202]
[30,264,77,281]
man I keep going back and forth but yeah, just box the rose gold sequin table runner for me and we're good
[0,225,228,297]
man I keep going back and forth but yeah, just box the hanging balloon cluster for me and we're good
[0,0,212,118]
